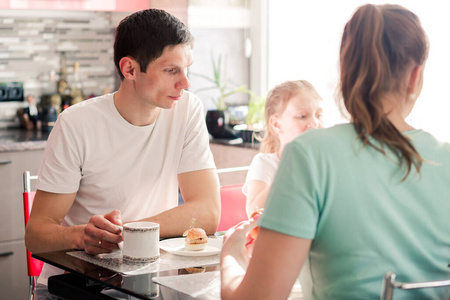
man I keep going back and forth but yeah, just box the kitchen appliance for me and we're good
[0,82,25,128]
[0,82,24,102]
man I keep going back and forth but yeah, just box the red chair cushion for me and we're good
[23,191,44,277]
[217,184,248,232]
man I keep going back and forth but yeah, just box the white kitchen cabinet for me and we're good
[0,240,28,300]
[0,149,44,241]
[0,149,44,300]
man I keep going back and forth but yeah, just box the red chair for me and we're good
[23,171,44,300]
[217,183,248,232]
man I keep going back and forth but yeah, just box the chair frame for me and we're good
[23,170,38,193]
[216,166,250,174]
[23,171,41,300]
[380,271,450,300]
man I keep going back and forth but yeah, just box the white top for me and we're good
[28,104,38,116]
[242,152,280,195]
[36,91,215,285]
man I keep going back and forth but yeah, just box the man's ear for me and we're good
[408,64,423,94]
[119,57,137,80]
[269,115,283,134]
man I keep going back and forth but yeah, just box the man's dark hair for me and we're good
[114,9,193,80]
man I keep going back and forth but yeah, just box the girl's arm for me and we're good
[245,180,271,217]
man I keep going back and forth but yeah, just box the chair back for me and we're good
[22,171,44,277]
[380,271,450,300]
[217,183,248,232]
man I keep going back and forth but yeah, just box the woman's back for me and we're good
[261,123,450,299]
[219,4,449,300]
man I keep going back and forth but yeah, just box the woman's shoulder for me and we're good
[295,123,355,145]
[407,129,450,156]
[283,123,358,160]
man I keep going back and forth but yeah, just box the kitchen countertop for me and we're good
[0,128,49,152]
[209,137,260,150]
[0,128,260,153]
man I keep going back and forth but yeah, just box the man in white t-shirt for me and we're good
[25,9,220,296]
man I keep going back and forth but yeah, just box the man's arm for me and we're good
[26,168,220,252]
[144,168,220,237]
[25,190,82,253]
[25,190,122,254]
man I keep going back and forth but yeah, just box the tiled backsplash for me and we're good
[0,6,251,127]
[0,10,127,101]
[0,9,128,126]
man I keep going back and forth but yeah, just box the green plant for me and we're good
[245,92,266,129]
[191,53,251,111]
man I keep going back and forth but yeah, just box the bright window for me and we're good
[267,0,450,142]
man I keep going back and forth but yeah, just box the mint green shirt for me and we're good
[260,123,450,300]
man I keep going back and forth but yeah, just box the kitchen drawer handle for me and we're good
[0,251,14,257]
[0,160,12,165]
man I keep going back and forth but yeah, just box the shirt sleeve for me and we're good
[178,94,216,174]
[258,140,321,239]
[36,113,83,194]
[242,153,278,195]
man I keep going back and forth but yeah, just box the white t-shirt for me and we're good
[36,91,215,284]
[242,152,280,195]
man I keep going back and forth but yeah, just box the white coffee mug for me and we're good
[121,221,160,263]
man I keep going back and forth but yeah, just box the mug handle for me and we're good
[117,225,124,250]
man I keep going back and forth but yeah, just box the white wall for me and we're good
[268,0,450,142]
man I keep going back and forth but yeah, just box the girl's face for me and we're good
[272,91,323,145]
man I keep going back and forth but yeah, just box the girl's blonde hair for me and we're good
[260,80,322,153]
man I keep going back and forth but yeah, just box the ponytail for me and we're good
[339,4,428,180]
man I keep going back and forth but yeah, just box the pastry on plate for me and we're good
[183,227,208,251]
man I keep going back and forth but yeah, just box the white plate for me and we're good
[159,237,222,257]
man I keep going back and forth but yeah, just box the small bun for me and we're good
[184,227,208,251]
[185,228,207,241]
[185,242,207,251]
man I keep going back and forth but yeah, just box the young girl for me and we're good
[243,80,323,216]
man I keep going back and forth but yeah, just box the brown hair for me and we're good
[114,9,193,81]
[339,4,428,179]
[260,80,322,153]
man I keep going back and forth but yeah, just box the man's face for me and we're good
[133,44,193,109]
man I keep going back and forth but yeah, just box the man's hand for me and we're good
[84,210,123,254]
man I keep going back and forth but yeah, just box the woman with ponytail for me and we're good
[221,4,449,300]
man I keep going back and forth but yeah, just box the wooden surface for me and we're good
[210,143,259,186]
